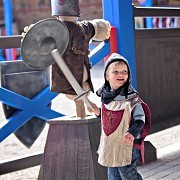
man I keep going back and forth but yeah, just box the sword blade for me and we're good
[51,49,94,111]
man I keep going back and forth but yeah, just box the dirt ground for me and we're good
[0,64,180,180]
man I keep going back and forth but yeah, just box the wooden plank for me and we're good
[0,35,22,49]
[0,152,43,175]
[135,28,180,133]
[134,6,180,17]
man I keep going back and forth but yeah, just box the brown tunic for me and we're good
[51,21,95,95]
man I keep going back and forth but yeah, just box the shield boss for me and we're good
[21,18,69,69]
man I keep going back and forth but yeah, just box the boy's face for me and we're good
[106,62,128,90]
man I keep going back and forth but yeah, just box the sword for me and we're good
[51,49,94,111]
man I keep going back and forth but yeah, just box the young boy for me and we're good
[87,53,151,180]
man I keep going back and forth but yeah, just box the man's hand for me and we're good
[21,24,34,37]
[90,19,111,41]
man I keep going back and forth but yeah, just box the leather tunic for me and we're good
[97,95,140,167]
[51,21,95,95]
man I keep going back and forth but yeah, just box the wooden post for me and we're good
[75,100,86,118]
[38,116,107,180]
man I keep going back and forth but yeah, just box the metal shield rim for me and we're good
[21,18,69,69]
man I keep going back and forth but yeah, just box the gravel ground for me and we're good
[1,64,180,179]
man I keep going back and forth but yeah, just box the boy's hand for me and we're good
[123,132,134,144]
[87,102,100,117]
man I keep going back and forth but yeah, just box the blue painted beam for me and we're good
[0,86,64,142]
[102,0,137,88]
[138,0,153,28]
[3,0,13,60]
[0,1,112,142]
[145,0,153,28]
[90,41,110,66]
[0,39,110,142]
[0,49,5,61]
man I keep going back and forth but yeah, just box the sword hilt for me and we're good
[74,89,90,101]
